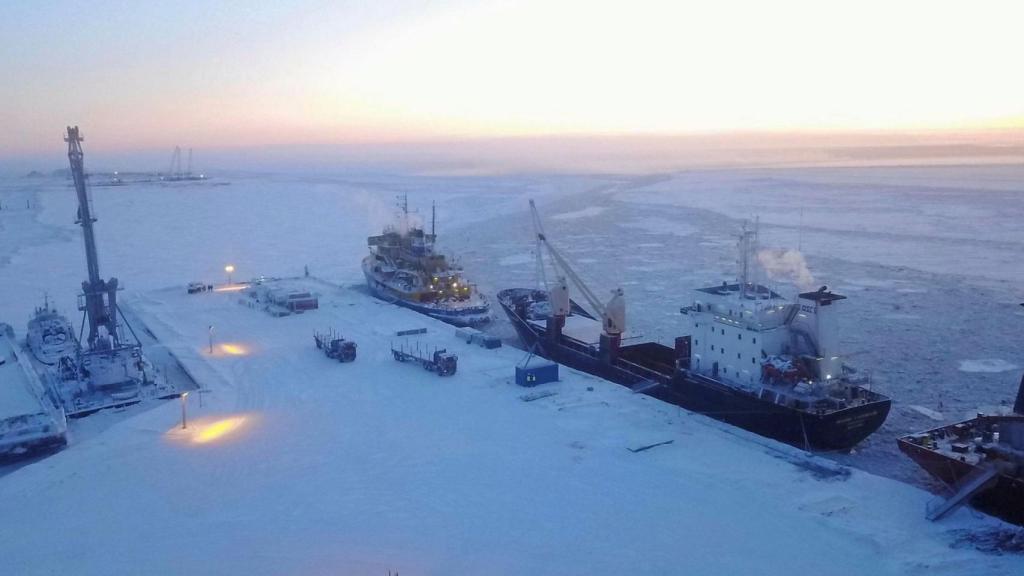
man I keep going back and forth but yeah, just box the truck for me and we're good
[314,330,357,363]
[187,281,212,294]
[391,342,458,376]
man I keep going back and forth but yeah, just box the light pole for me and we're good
[225,264,235,286]
[180,391,189,430]
[208,325,214,354]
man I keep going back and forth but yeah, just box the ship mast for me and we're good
[400,194,409,232]
[738,219,759,298]
[66,126,122,349]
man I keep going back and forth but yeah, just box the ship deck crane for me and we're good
[529,200,624,336]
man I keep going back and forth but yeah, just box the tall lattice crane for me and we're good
[66,126,123,350]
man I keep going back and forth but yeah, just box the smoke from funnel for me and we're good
[757,249,814,289]
[352,190,423,235]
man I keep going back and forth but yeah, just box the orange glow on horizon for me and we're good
[4,1,1023,156]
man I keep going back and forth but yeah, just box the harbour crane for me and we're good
[67,126,124,350]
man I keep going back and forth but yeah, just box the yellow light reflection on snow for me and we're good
[166,414,254,446]
[192,416,247,444]
[219,343,247,356]
[213,284,247,293]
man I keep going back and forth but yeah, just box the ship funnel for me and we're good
[1014,373,1024,415]
[550,276,570,317]
[603,288,625,336]
[797,288,847,382]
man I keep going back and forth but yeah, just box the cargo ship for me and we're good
[897,375,1024,524]
[498,202,891,451]
[362,197,491,327]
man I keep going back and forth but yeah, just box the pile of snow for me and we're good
[550,206,607,220]
[958,359,1020,374]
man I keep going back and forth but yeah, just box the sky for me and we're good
[2,0,1023,170]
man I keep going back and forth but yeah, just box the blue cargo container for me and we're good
[515,359,558,387]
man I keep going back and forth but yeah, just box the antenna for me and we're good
[798,207,803,252]
[431,201,436,237]
[187,148,193,177]
[400,194,409,232]
[753,216,760,294]
[739,221,749,298]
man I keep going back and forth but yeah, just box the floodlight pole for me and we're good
[180,392,189,430]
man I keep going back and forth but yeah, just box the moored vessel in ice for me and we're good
[499,202,891,451]
[898,375,1024,524]
[25,295,78,366]
[362,196,491,327]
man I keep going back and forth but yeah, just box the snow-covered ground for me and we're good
[1,166,1022,574]
[1,278,1020,575]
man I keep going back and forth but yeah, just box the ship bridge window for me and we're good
[737,334,742,340]
[751,357,756,364]
[753,337,757,344]
[721,328,725,335]
[711,345,715,351]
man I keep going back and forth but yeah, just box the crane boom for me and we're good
[66,127,101,286]
[528,200,607,319]
[528,199,549,290]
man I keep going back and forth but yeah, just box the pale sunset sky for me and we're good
[2,0,1022,170]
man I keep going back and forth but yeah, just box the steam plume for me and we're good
[757,249,814,289]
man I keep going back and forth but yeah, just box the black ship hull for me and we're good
[499,288,890,452]
[898,416,1024,525]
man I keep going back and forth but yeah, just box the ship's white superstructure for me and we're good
[682,222,864,408]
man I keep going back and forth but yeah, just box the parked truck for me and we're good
[314,330,357,363]
[391,342,458,376]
